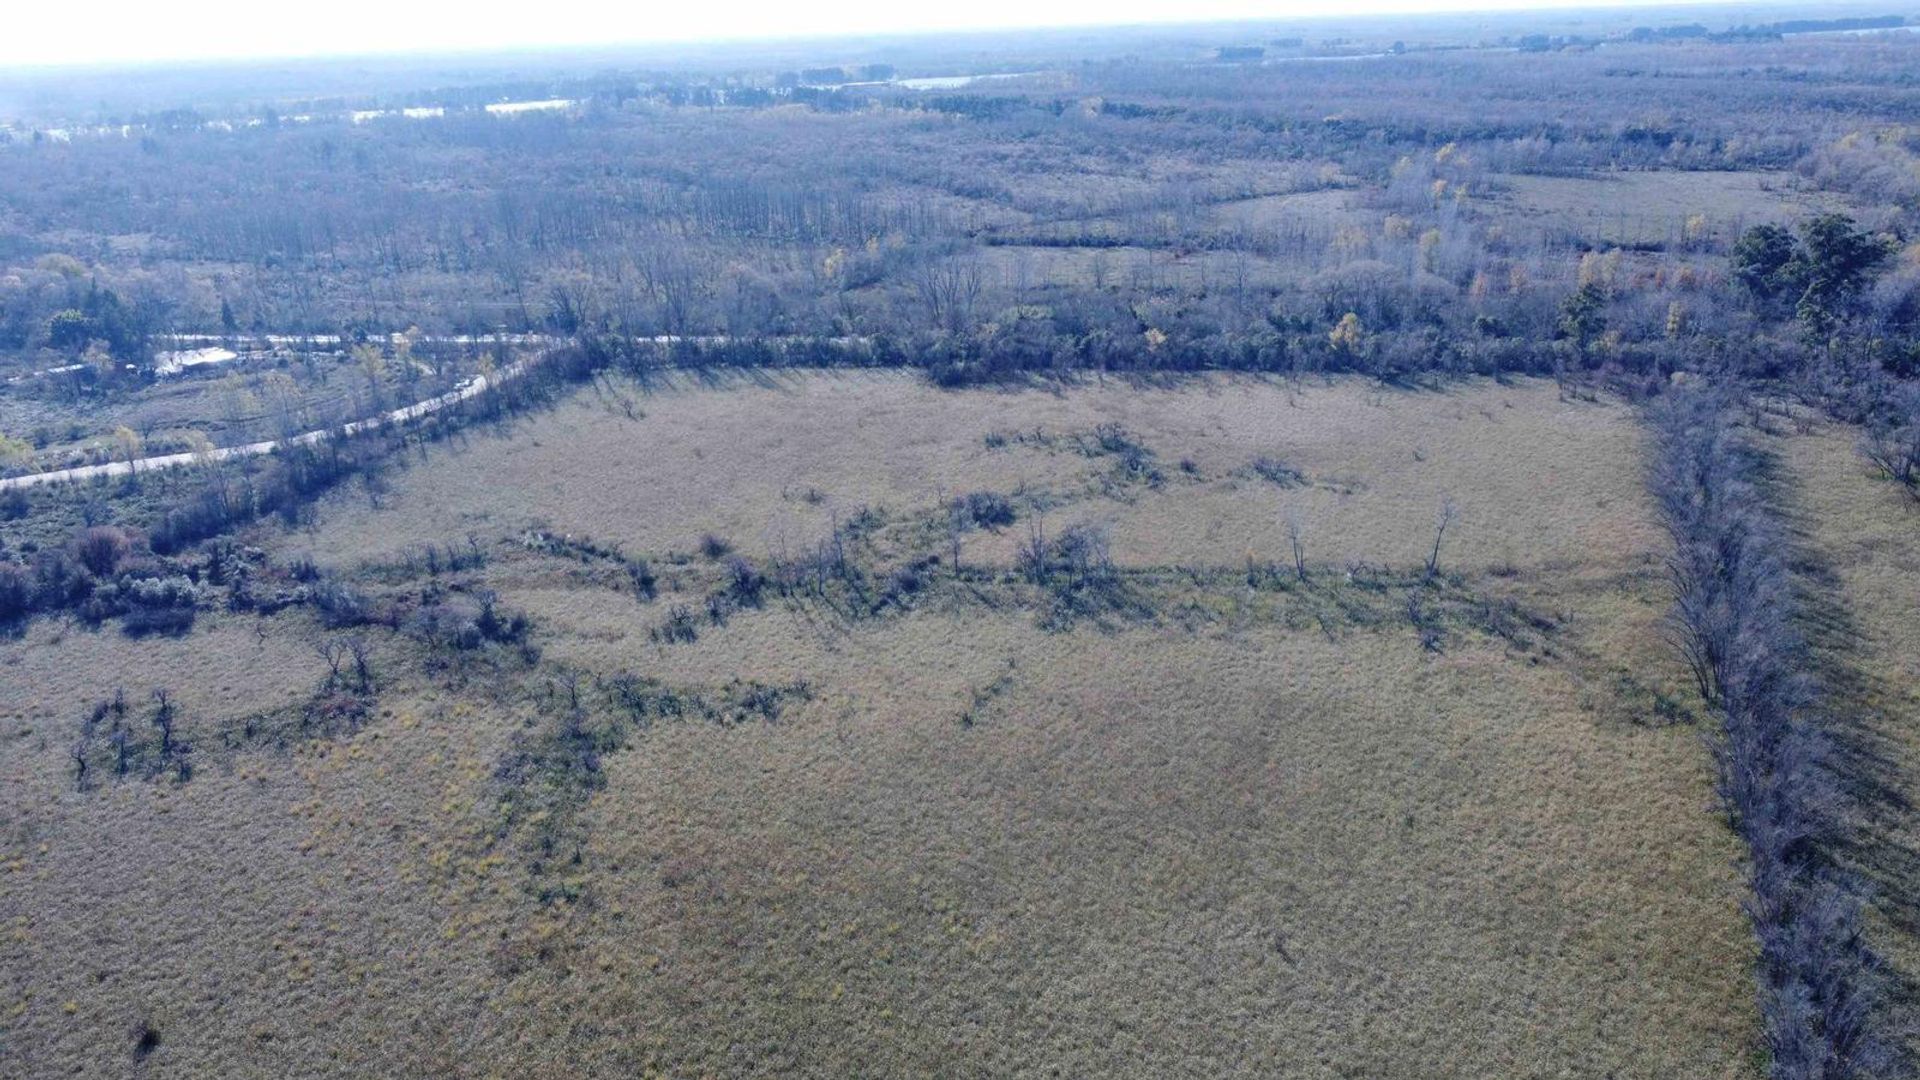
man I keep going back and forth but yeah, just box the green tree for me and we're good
[1558,282,1608,351]
[46,310,95,354]
[1730,223,1799,302]
[1791,213,1896,335]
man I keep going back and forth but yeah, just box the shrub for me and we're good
[725,557,766,607]
[627,559,657,600]
[310,576,373,628]
[72,526,132,577]
[1250,455,1307,487]
[655,604,699,644]
[0,562,29,621]
[32,548,93,608]
[957,491,1016,528]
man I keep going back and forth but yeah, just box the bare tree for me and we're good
[1425,497,1458,577]
[316,638,346,690]
[344,635,374,693]
[1284,506,1308,583]
[70,737,90,789]
[150,688,175,758]
[1860,420,1919,502]
[946,500,967,572]
[1019,514,1049,584]
[915,255,983,334]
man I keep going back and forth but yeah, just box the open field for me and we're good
[1489,170,1858,249]
[1,374,1758,1076]
[286,371,1657,575]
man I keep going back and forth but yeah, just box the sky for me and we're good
[3,0,1737,68]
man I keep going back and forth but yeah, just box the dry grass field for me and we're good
[287,371,1656,575]
[0,374,1760,1077]
[1491,170,1855,249]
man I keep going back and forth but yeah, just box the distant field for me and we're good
[1490,169,1856,248]
[0,374,1756,1076]
[287,372,1657,574]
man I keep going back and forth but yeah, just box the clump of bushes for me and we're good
[1082,423,1162,487]
[653,604,700,644]
[1249,455,1307,487]
[0,562,29,623]
[0,523,216,634]
[956,490,1016,528]
[408,589,531,653]
[91,574,203,636]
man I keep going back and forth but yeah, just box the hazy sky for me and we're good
[5,0,1733,67]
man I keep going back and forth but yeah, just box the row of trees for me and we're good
[1652,387,1893,1079]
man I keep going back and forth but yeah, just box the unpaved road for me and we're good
[0,361,522,491]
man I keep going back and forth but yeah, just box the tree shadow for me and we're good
[1755,441,1920,1044]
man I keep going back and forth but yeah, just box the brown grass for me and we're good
[1492,169,1855,248]
[0,374,1757,1077]
[289,372,1660,576]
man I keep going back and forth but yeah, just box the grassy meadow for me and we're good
[0,374,1759,1077]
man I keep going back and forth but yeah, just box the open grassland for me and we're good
[1770,417,1920,1055]
[287,371,1658,576]
[0,374,1757,1077]
[1489,170,1856,250]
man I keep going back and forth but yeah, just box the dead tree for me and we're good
[1019,515,1049,584]
[150,688,176,759]
[1425,497,1458,577]
[70,737,90,789]
[316,638,346,690]
[345,635,374,693]
[946,501,968,572]
[1285,507,1308,583]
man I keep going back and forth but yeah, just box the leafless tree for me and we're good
[1425,497,1458,577]
[1860,420,1919,502]
[946,500,967,571]
[150,688,175,757]
[345,635,374,693]
[316,638,346,689]
[915,256,983,334]
[1018,514,1049,584]
[1284,506,1308,583]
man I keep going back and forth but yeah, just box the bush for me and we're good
[627,559,657,600]
[1250,455,1307,487]
[725,557,766,607]
[72,526,132,577]
[0,562,29,621]
[958,491,1016,529]
[32,548,93,608]
[310,576,373,628]
[654,604,699,644]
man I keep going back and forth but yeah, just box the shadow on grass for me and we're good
[1756,439,1920,1050]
